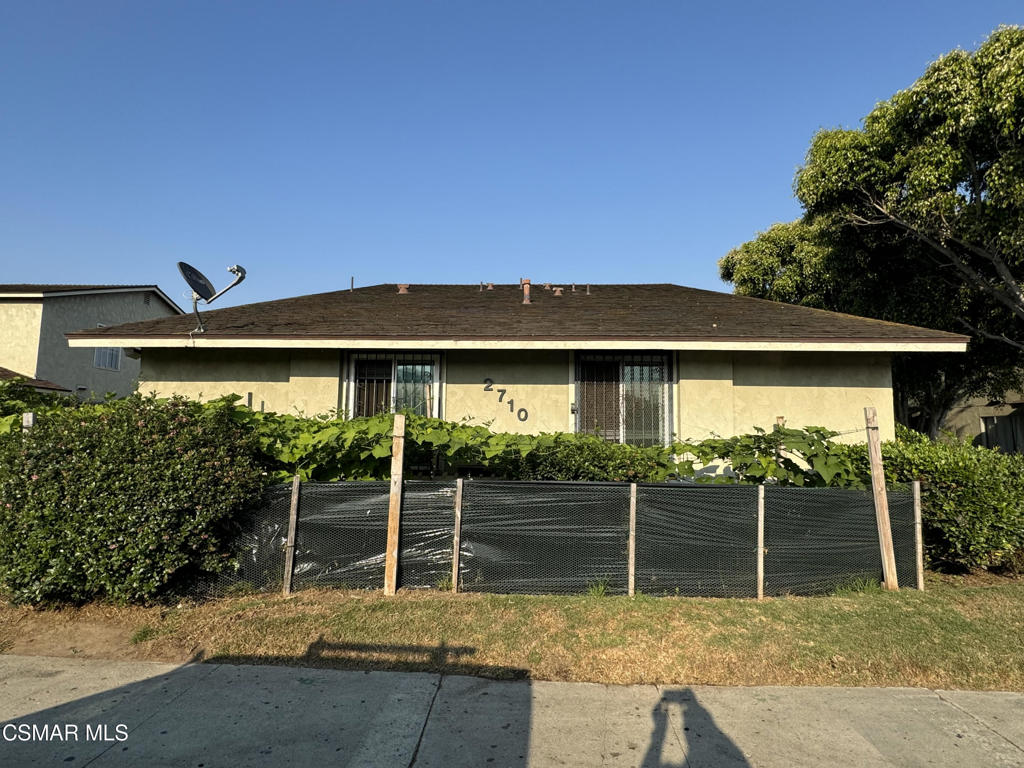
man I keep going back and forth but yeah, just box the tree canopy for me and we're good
[720,26,1024,436]
[797,25,1024,348]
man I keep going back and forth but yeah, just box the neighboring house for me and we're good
[944,391,1024,453]
[0,284,183,399]
[66,282,968,443]
[0,365,72,395]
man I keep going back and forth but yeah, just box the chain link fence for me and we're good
[192,479,920,600]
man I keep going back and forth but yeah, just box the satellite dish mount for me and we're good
[177,261,246,333]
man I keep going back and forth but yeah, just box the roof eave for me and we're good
[2,286,184,314]
[65,335,969,353]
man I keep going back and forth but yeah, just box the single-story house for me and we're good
[66,282,968,443]
[1,284,183,398]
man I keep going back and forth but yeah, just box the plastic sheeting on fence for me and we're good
[204,478,920,599]
[290,481,389,590]
[635,484,758,597]
[194,484,292,598]
[397,481,456,588]
[763,487,916,595]
[457,480,630,595]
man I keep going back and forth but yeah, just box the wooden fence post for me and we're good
[282,474,301,596]
[384,414,406,596]
[757,484,765,600]
[628,483,637,597]
[22,412,35,432]
[865,407,899,590]
[913,480,925,591]
[451,478,463,593]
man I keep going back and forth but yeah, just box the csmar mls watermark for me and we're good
[3,723,128,742]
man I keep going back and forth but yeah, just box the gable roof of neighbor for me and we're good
[65,283,969,353]
[0,284,184,314]
[0,366,71,392]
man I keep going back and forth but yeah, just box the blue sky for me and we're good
[1,2,1021,308]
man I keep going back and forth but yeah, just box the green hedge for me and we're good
[0,395,265,604]
[881,433,1024,571]
[1,389,1021,604]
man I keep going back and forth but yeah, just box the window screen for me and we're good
[93,347,121,371]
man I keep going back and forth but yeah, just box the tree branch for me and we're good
[956,319,1024,352]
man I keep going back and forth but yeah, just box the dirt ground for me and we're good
[0,602,194,663]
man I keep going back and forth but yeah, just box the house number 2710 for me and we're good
[482,379,529,422]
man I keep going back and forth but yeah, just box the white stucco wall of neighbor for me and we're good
[0,301,44,376]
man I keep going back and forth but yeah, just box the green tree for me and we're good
[797,25,1024,349]
[721,27,1024,435]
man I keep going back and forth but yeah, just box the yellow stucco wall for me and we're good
[37,292,179,397]
[141,348,342,416]
[139,347,896,442]
[0,301,44,376]
[445,350,572,433]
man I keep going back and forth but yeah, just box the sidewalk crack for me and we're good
[408,674,444,767]
[934,690,1024,755]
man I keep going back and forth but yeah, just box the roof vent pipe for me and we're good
[571,283,576,292]
[486,282,494,290]
[522,281,532,304]
[397,284,410,294]
[586,284,590,295]
[553,287,564,296]
[543,282,551,290]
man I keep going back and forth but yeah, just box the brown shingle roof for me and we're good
[65,283,967,345]
[0,367,71,392]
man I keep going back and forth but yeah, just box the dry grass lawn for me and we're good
[2,573,1022,691]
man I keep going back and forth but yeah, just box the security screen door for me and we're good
[575,354,669,446]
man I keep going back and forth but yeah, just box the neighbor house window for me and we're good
[575,353,670,446]
[350,353,440,418]
[92,324,121,371]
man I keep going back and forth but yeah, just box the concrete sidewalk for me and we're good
[1,655,1022,767]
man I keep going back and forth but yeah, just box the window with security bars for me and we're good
[351,353,440,418]
[575,354,670,446]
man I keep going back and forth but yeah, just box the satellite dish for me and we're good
[178,262,216,301]
[176,261,247,334]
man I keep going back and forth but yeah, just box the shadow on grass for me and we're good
[208,634,530,679]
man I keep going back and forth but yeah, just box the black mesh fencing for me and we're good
[399,481,457,589]
[290,482,389,590]
[190,484,292,599]
[764,486,916,595]
[889,487,917,590]
[194,479,921,601]
[635,484,758,597]
[457,480,630,595]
